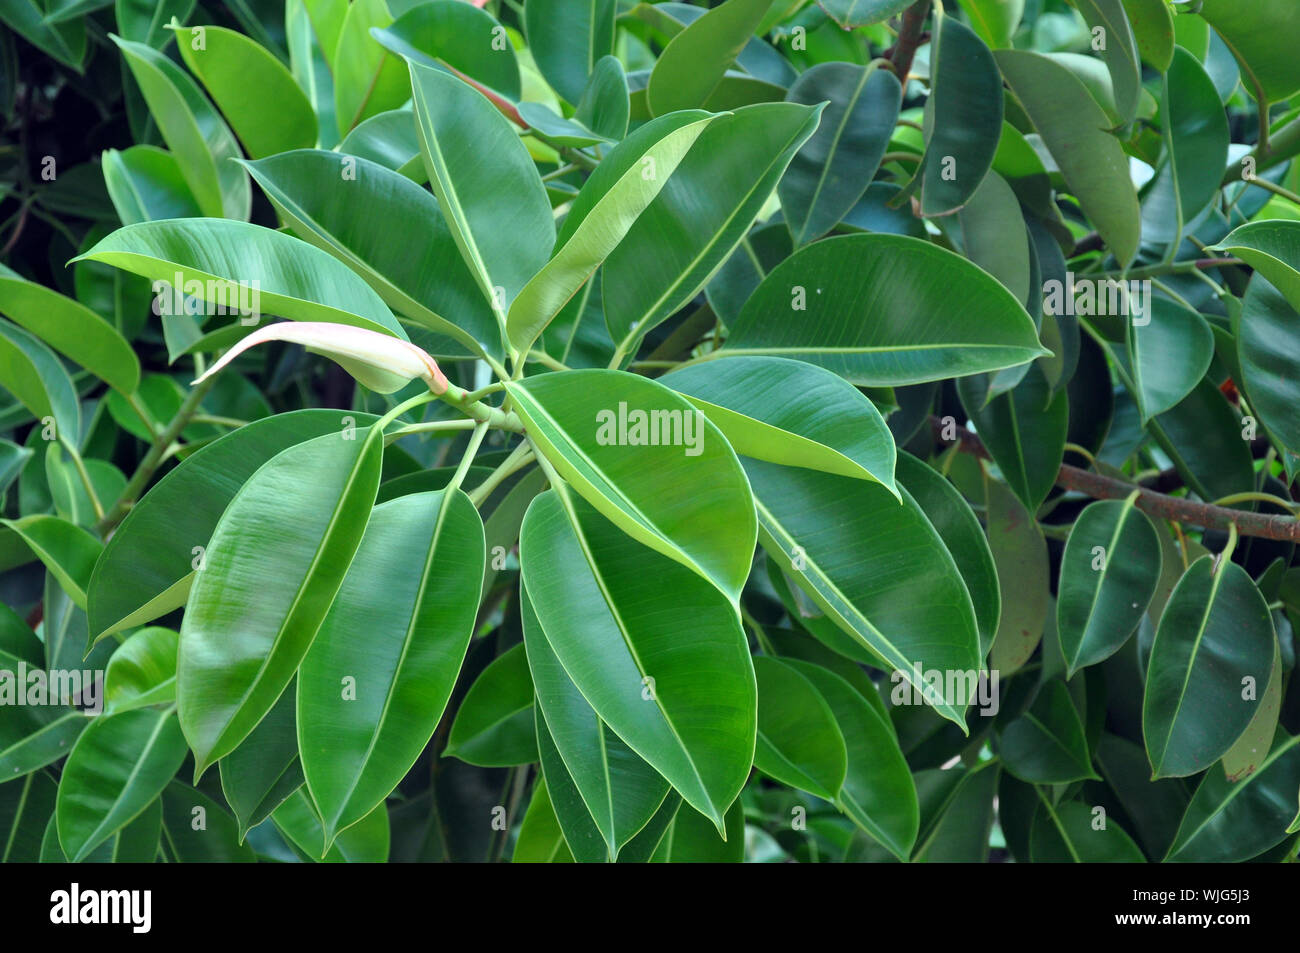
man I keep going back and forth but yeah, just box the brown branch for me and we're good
[929,417,1300,542]
[886,0,931,84]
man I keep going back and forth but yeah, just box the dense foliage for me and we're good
[1,0,1299,865]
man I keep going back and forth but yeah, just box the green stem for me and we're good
[528,350,570,372]
[124,393,160,440]
[1097,258,1242,280]
[62,439,105,523]
[190,414,249,429]
[739,603,775,655]
[384,418,479,444]
[96,375,218,535]
[439,383,525,432]
[448,422,491,493]
[468,442,536,507]
[1242,173,1300,206]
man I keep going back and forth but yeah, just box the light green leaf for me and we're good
[104,626,178,715]
[506,369,756,601]
[522,585,670,861]
[178,427,384,777]
[174,23,316,159]
[74,218,408,339]
[507,113,713,356]
[602,101,821,353]
[723,234,1048,385]
[409,61,555,356]
[663,356,897,490]
[55,708,188,862]
[744,459,982,728]
[520,490,755,833]
[752,655,847,801]
[111,34,250,220]
[444,643,537,767]
[301,489,483,842]
[0,266,140,394]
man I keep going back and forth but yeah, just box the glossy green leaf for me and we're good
[912,760,1001,862]
[652,796,744,862]
[744,459,982,727]
[219,686,303,840]
[0,266,140,394]
[523,586,670,861]
[999,680,1098,783]
[896,451,1001,656]
[55,707,188,862]
[646,0,769,116]
[752,656,846,801]
[301,489,483,841]
[175,23,316,159]
[111,34,250,220]
[662,356,897,490]
[920,12,1003,217]
[333,0,407,136]
[40,790,160,863]
[513,779,574,863]
[524,0,617,105]
[507,113,713,356]
[724,234,1047,385]
[1057,497,1162,676]
[104,626,178,715]
[160,781,256,862]
[574,55,629,141]
[816,0,912,29]
[444,642,537,767]
[0,516,100,610]
[959,365,1067,514]
[1127,297,1214,422]
[178,426,384,777]
[271,787,390,862]
[1166,730,1300,861]
[784,659,917,858]
[1149,377,1254,503]
[0,319,81,444]
[1196,0,1300,104]
[337,106,423,181]
[955,0,1025,49]
[780,62,900,245]
[89,410,367,645]
[1144,553,1276,778]
[244,152,493,358]
[520,490,755,832]
[371,0,520,100]
[506,369,756,601]
[996,50,1141,265]
[1237,274,1300,454]
[602,101,821,352]
[1029,799,1144,862]
[409,61,554,355]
